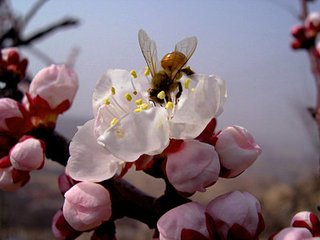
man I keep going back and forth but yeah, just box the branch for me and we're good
[30,127,70,166]
[300,0,309,20]
[15,18,79,47]
[21,0,49,31]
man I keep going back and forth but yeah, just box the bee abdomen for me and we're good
[161,51,187,73]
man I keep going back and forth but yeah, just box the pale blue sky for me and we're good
[10,0,320,180]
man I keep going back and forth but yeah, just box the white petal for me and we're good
[170,74,226,139]
[66,119,121,182]
[98,107,170,161]
[92,69,146,117]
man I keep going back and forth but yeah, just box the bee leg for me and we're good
[175,81,183,104]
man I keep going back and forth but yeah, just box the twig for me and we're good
[16,18,79,47]
[21,0,49,31]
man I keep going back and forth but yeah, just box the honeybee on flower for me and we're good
[138,29,197,104]
[66,30,227,182]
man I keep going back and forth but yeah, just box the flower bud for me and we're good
[270,227,313,240]
[52,209,81,240]
[305,12,320,32]
[0,167,30,191]
[290,211,320,236]
[157,202,209,240]
[1,48,28,81]
[9,136,45,171]
[28,64,78,112]
[214,125,261,178]
[63,181,112,231]
[165,140,220,195]
[0,98,28,133]
[206,191,265,240]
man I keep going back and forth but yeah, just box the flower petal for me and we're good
[66,119,121,182]
[92,69,145,117]
[170,74,226,139]
[98,107,170,161]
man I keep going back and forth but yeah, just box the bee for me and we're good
[138,29,197,104]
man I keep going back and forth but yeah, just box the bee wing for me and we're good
[138,29,159,77]
[174,36,198,64]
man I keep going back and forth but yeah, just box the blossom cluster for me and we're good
[66,69,261,192]
[291,12,320,51]
[0,48,78,191]
[59,46,263,237]
[270,211,320,240]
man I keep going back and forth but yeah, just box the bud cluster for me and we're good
[291,12,320,51]
[270,211,320,240]
[0,48,78,191]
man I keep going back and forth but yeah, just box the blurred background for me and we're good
[1,0,320,239]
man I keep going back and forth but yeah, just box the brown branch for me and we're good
[15,18,79,47]
[21,0,49,31]
[300,0,309,20]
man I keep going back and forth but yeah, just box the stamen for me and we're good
[157,91,166,100]
[130,70,137,78]
[144,66,150,76]
[191,87,196,92]
[105,98,111,105]
[140,103,149,110]
[135,98,143,106]
[111,95,129,114]
[134,108,142,113]
[184,78,191,89]
[110,117,119,126]
[111,87,116,95]
[129,70,138,95]
[125,93,132,101]
[165,101,174,110]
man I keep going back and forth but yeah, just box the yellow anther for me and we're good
[125,93,132,101]
[130,70,137,78]
[105,98,111,105]
[157,91,166,100]
[184,78,191,89]
[144,66,150,76]
[140,103,149,110]
[110,117,119,126]
[134,108,142,113]
[111,87,116,95]
[165,101,174,110]
[135,98,143,106]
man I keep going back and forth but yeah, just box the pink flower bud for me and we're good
[1,48,28,80]
[28,64,78,111]
[290,211,320,236]
[0,98,27,132]
[9,136,45,171]
[271,227,313,240]
[306,12,320,31]
[63,181,112,231]
[157,202,209,240]
[165,140,220,195]
[206,191,265,240]
[0,167,30,191]
[52,209,80,240]
[215,125,261,178]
